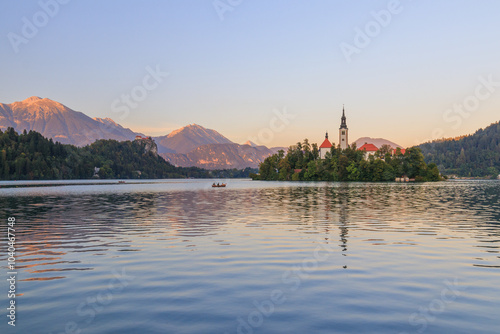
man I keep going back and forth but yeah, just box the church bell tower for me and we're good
[339,106,348,150]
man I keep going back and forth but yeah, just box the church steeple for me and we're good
[339,105,348,150]
[325,131,328,139]
[340,105,347,129]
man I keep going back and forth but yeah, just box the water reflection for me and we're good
[1,181,499,281]
[0,180,499,333]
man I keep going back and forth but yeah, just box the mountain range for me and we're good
[0,97,288,169]
[0,97,406,169]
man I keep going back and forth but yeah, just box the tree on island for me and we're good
[251,139,442,182]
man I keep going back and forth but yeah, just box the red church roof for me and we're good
[319,138,332,148]
[393,148,406,155]
[358,143,378,152]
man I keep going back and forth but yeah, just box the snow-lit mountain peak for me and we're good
[155,124,233,154]
[243,140,258,147]
[0,97,143,146]
[24,96,43,103]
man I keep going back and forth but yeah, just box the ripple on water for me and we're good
[0,180,499,333]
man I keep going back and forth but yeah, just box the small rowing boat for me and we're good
[212,183,226,188]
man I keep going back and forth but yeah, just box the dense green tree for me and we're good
[419,121,500,177]
[254,139,443,182]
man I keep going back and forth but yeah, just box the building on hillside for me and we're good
[359,145,408,159]
[134,136,158,155]
[392,148,406,155]
[358,143,379,159]
[135,136,152,140]
[339,106,349,150]
[92,167,100,178]
[319,132,333,159]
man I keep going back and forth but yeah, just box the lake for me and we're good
[0,179,499,333]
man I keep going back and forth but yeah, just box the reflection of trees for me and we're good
[0,193,160,281]
[1,181,498,280]
[0,191,239,281]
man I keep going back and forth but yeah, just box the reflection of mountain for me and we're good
[4,181,499,283]
[3,189,236,282]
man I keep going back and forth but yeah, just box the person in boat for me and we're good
[213,182,216,186]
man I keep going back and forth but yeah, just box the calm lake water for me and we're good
[0,179,499,333]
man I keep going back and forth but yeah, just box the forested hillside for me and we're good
[419,122,500,177]
[0,128,208,180]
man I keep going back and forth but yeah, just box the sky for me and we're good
[1,0,500,148]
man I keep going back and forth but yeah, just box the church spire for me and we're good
[340,105,347,129]
[325,131,328,139]
[339,105,348,150]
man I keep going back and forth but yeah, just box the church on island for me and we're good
[319,106,348,159]
[319,107,404,159]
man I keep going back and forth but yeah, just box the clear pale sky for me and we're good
[1,0,499,148]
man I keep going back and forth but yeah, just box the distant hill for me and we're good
[0,97,143,146]
[162,143,280,169]
[154,124,233,154]
[352,137,403,150]
[419,121,500,177]
[0,127,208,180]
[243,140,287,155]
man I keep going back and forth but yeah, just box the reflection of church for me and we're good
[319,106,349,159]
[322,185,350,269]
